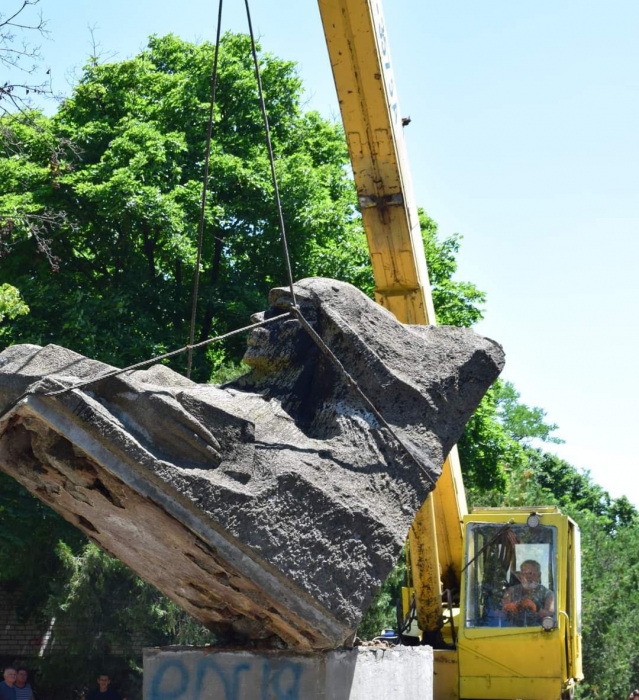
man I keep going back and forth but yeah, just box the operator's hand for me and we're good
[503,602,519,615]
[520,598,537,613]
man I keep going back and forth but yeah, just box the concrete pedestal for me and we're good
[144,645,433,700]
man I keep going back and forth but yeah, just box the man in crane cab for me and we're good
[502,559,555,626]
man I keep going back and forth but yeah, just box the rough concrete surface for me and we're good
[143,645,434,700]
[0,278,504,649]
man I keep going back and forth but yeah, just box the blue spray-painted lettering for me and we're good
[150,660,189,700]
[260,661,302,700]
[149,656,304,700]
[270,663,302,700]
[195,658,250,700]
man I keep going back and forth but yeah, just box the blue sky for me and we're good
[14,0,639,503]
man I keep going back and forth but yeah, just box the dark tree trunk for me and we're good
[198,232,224,342]
[142,227,156,280]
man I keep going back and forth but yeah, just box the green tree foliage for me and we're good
[0,33,371,378]
[0,282,29,324]
[0,31,637,700]
[356,557,407,642]
[459,383,518,494]
[419,210,485,328]
[460,379,564,496]
[575,513,639,699]
[0,472,84,617]
[47,543,175,660]
[495,381,562,445]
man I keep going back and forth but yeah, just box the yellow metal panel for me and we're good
[459,676,563,700]
[433,449,467,590]
[458,631,565,699]
[568,520,584,681]
[408,496,441,633]
[434,649,459,700]
[458,631,563,679]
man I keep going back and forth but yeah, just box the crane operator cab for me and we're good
[455,507,583,700]
[465,521,557,630]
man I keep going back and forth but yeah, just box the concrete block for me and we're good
[144,645,433,700]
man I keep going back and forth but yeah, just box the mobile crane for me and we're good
[315,1,583,698]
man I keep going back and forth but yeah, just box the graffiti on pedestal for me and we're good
[149,656,305,700]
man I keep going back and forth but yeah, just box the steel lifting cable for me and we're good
[292,308,437,488]
[43,314,291,398]
[241,0,436,487]
[186,0,225,379]
[243,0,297,308]
[38,0,438,490]
[187,0,297,380]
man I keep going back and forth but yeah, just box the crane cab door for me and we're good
[456,509,582,700]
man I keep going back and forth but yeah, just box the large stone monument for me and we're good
[0,278,504,649]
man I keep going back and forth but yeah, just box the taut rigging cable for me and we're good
[186,0,225,379]
[43,0,439,489]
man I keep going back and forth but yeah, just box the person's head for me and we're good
[627,690,639,700]
[3,668,17,686]
[15,669,28,687]
[519,560,542,590]
[97,676,110,692]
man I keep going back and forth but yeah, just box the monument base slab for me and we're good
[143,645,433,700]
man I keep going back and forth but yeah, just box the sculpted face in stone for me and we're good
[244,287,319,376]
[244,311,313,373]
[0,278,505,649]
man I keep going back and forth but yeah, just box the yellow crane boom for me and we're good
[316,0,467,637]
[315,2,583,699]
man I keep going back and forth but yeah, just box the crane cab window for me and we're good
[465,523,557,628]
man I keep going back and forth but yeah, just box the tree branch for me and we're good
[0,0,52,111]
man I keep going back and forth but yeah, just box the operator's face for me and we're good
[3,670,16,685]
[520,564,541,590]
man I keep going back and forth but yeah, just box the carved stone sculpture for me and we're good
[0,278,505,649]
